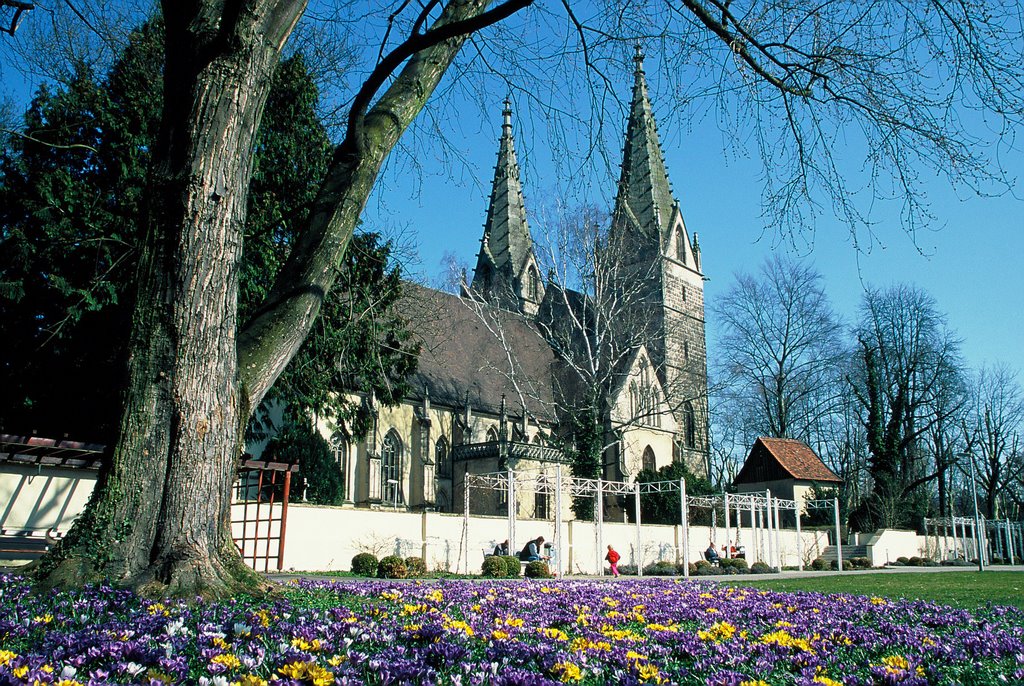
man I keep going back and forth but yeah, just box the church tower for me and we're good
[470,100,544,316]
[611,46,709,473]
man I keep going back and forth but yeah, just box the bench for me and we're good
[0,528,61,559]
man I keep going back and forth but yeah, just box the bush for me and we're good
[896,556,911,565]
[351,553,378,577]
[723,557,749,572]
[404,556,426,577]
[617,564,638,576]
[482,555,506,578]
[694,560,712,572]
[695,564,725,576]
[524,561,550,579]
[643,560,677,576]
[377,555,408,579]
[502,556,522,577]
[849,557,872,569]
[810,557,830,571]
[678,562,695,576]
[908,556,926,567]
[749,561,777,574]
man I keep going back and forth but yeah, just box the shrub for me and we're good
[377,555,408,579]
[351,553,378,577]
[678,562,695,576]
[404,556,427,577]
[524,561,550,579]
[617,564,638,576]
[694,560,712,571]
[810,557,830,571]
[695,564,725,576]
[724,557,749,572]
[643,560,677,576]
[908,556,926,567]
[482,555,506,578]
[849,557,872,569]
[896,556,911,565]
[502,556,522,577]
[749,561,776,574]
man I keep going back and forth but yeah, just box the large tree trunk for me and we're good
[36,0,525,597]
[36,1,305,597]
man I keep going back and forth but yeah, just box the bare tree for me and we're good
[713,255,844,441]
[851,284,967,528]
[462,202,706,516]
[961,364,1024,519]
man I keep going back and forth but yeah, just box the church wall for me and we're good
[312,395,554,515]
[619,427,676,479]
[661,255,710,475]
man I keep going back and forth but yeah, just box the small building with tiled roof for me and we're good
[733,437,842,509]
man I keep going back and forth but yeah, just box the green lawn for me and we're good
[732,570,1024,609]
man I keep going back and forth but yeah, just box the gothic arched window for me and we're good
[675,227,686,264]
[642,446,656,473]
[527,266,539,300]
[684,403,696,449]
[436,437,451,478]
[330,432,348,471]
[381,429,403,505]
[486,426,499,443]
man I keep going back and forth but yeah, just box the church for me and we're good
[314,50,709,520]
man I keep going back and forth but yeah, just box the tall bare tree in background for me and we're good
[961,364,1024,519]
[851,284,966,529]
[463,203,706,516]
[1,0,1021,594]
[712,255,844,442]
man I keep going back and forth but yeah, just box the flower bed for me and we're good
[0,573,1021,685]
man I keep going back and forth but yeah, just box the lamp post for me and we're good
[963,452,985,572]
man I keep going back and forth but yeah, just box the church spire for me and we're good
[613,45,677,243]
[471,99,543,315]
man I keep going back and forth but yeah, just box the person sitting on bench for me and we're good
[520,536,549,562]
[704,543,721,565]
[492,540,509,556]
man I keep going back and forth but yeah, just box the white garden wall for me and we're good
[280,504,830,575]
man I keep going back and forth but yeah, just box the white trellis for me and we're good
[924,516,1024,565]
[461,468,846,575]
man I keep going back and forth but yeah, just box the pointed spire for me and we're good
[471,98,543,314]
[614,44,677,242]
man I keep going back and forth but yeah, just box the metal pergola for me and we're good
[461,467,844,576]
[924,516,1023,566]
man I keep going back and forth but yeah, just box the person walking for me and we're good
[605,544,621,577]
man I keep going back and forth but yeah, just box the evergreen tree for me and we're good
[0,20,416,444]
[264,421,343,505]
[633,460,714,526]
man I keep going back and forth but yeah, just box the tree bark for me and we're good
[36,0,528,597]
[36,0,305,596]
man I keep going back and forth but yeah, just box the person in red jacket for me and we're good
[605,544,621,578]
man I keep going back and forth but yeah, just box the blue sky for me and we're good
[3,2,1022,378]
[362,84,1024,377]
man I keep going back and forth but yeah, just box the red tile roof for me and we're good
[756,437,842,482]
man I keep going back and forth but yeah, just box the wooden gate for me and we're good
[231,457,298,572]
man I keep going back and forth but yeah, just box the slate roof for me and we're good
[734,437,842,484]
[398,283,557,422]
[613,47,677,243]
[472,102,536,294]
